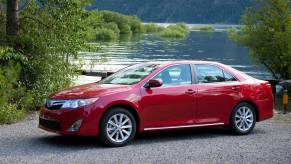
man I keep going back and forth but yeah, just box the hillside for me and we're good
[88,0,253,24]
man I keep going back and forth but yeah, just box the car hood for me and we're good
[49,83,132,99]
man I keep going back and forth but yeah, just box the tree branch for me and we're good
[20,16,51,28]
[261,61,279,79]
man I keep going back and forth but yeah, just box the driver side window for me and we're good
[153,64,192,86]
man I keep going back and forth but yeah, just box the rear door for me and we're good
[194,64,241,124]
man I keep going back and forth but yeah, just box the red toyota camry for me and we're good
[39,61,273,147]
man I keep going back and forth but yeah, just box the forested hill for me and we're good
[88,0,253,24]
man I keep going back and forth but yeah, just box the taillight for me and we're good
[264,82,272,91]
[261,82,273,97]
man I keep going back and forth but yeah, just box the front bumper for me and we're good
[39,104,103,136]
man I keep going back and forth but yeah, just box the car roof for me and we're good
[146,60,220,67]
[145,60,251,81]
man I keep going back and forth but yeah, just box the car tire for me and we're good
[99,107,136,147]
[230,102,256,135]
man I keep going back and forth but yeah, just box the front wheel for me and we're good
[230,102,256,135]
[99,108,136,147]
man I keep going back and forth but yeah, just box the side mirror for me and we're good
[145,79,163,88]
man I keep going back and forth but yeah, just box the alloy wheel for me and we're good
[106,113,133,143]
[234,106,254,132]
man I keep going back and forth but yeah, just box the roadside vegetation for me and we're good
[0,0,93,124]
[191,25,215,32]
[228,0,291,80]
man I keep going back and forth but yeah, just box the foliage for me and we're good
[159,23,189,38]
[82,10,103,41]
[92,10,147,41]
[191,25,215,32]
[0,49,33,109]
[0,49,31,124]
[129,16,144,33]
[103,22,120,35]
[143,23,165,33]
[0,104,26,124]
[229,0,291,79]
[0,0,95,113]
[93,11,189,41]
[96,28,118,41]
[101,10,134,35]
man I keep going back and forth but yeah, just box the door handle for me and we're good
[185,89,196,94]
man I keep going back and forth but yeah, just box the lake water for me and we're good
[78,29,272,80]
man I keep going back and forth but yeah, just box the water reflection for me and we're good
[79,31,272,80]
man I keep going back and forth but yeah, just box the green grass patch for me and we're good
[0,104,26,124]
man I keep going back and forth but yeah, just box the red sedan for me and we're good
[39,61,273,147]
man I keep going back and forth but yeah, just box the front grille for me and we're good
[39,118,61,131]
[45,99,66,110]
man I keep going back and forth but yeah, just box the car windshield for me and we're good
[100,63,160,85]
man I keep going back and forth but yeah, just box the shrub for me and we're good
[159,23,189,38]
[192,25,215,32]
[100,10,143,35]
[0,104,26,124]
[118,23,132,35]
[143,23,165,33]
[96,28,118,41]
[168,23,189,33]
[159,28,187,38]
[128,16,144,33]
[101,10,132,35]
[103,22,120,35]
[0,49,33,124]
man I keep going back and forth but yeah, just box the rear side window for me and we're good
[224,71,237,81]
[195,64,236,83]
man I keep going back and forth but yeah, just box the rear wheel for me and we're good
[99,108,136,147]
[230,102,256,135]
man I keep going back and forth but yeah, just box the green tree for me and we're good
[230,0,291,79]
[0,0,97,108]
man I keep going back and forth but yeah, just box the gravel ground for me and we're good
[0,115,291,164]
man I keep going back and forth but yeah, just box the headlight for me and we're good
[61,98,99,109]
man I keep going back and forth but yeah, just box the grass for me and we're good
[0,104,26,124]
[191,25,215,32]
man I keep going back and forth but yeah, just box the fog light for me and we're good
[67,119,83,132]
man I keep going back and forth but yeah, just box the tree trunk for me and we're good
[6,0,19,36]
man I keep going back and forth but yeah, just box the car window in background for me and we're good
[101,63,160,85]
[153,64,192,86]
[196,64,225,83]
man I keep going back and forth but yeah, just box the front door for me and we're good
[140,64,197,128]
